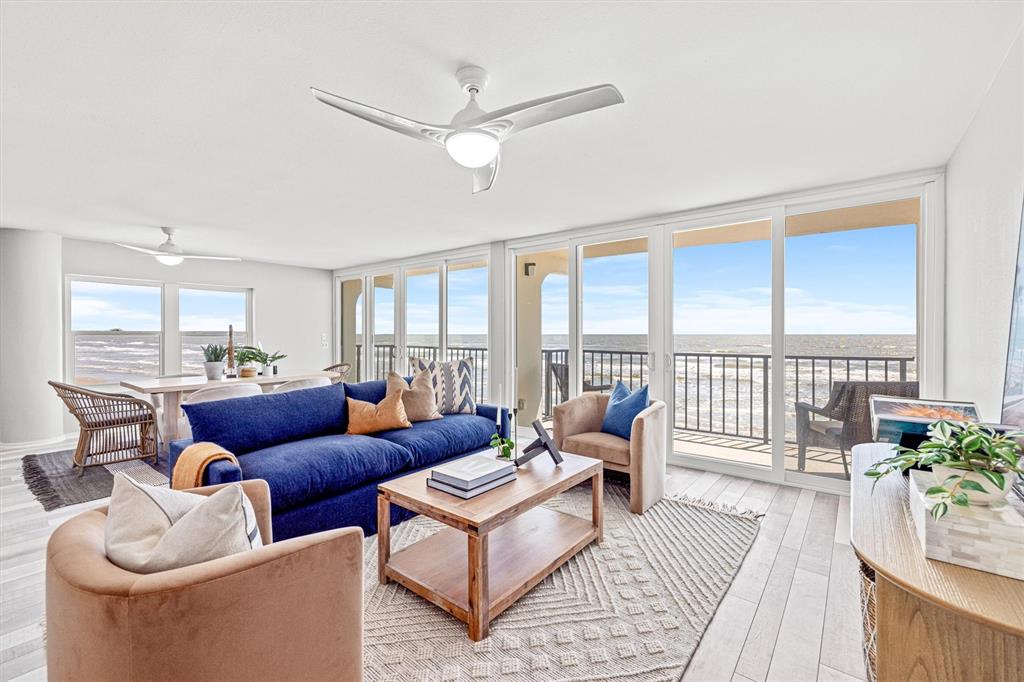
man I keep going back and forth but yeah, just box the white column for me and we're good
[0,229,65,445]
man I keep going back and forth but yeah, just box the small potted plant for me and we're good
[264,351,287,376]
[201,344,228,380]
[491,432,516,461]
[234,347,262,378]
[865,420,1024,520]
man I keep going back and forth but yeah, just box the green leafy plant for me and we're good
[865,420,1024,520]
[201,344,228,363]
[490,433,516,461]
[234,346,263,366]
[237,345,287,366]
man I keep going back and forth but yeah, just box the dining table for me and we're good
[119,370,340,445]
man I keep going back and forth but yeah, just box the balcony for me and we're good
[355,343,914,479]
[538,348,915,479]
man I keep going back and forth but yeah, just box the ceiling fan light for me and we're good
[444,130,499,168]
[155,254,184,266]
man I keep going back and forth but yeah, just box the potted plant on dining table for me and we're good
[201,343,228,380]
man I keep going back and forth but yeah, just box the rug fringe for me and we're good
[21,455,63,512]
[667,494,764,521]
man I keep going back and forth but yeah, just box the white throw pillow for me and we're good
[104,473,263,574]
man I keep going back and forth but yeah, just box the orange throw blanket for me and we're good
[171,442,239,490]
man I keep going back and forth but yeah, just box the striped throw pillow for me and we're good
[410,357,477,415]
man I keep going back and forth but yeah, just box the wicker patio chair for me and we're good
[48,381,159,475]
[550,362,613,404]
[795,380,919,479]
[322,362,352,384]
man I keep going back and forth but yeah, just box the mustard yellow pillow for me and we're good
[387,370,443,422]
[346,391,412,435]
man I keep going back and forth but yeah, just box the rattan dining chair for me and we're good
[274,377,331,393]
[322,362,352,384]
[48,381,159,475]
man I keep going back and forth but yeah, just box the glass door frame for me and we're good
[333,248,491,385]
[663,181,940,493]
[662,207,787,486]
[505,224,663,436]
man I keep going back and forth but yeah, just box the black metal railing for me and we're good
[354,344,488,403]
[539,348,915,442]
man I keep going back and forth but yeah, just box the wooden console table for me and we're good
[851,443,1024,681]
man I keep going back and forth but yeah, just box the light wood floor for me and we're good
[0,441,864,682]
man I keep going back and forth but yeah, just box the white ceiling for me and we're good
[1,2,1021,270]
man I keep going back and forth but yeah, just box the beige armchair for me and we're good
[553,393,667,514]
[46,479,364,682]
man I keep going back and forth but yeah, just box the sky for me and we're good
[540,223,916,336]
[70,281,246,331]
[71,224,915,337]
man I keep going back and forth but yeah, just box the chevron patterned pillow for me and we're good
[409,357,477,415]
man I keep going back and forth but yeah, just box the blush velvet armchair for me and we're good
[45,479,364,682]
[552,393,667,514]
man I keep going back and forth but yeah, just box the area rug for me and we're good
[21,450,168,511]
[362,480,760,681]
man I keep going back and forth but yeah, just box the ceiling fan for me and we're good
[311,65,624,193]
[115,227,242,266]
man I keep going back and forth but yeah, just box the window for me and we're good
[68,279,162,385]
[446,259,489,400]
[405,266,440,363]
[179,288,249,375]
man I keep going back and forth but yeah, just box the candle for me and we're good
[496,383,503,431]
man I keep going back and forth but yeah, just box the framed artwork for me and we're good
[869,396,981,446]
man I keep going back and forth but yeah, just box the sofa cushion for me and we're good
[562,431,631,466]
[182,382,347,455]
[374,414,495,468]
[105,474,262,573]
[346,392,411,435]
[237,434,413,512]
[387,371,443,422]
[343,379,388,405]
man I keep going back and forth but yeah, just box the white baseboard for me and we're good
[0,432,78,454]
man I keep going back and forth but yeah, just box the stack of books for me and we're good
[427,455,517,499]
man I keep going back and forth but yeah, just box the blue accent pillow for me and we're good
[600,381,649,440]
[182,382,347,455]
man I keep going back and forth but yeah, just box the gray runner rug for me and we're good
[363,479,760,681]
[21,450,168,511]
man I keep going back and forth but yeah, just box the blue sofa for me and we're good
[169,379,510,540]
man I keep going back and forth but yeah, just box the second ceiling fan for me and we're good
[311,65,623,193]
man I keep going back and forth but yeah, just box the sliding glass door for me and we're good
[670,218,774,467]
[580,237,649,395]
[784,199,919,480]
[664,196,921,487]
[405,265,440,366]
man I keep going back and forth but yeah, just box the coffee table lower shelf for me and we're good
[383,506,597,635]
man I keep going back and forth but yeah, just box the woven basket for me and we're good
[858,559,878,682]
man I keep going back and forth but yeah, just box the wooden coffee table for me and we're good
[377,451,603,641]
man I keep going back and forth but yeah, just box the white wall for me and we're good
[0,229,65,444]
[945,33,1024,418]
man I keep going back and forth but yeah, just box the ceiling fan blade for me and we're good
[472,153,500,194]
[311,87,452,146]
[115,243,162,256]
[466,84,623,139]
[180,254,242,261]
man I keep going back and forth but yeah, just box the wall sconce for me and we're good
[524,262,536,277]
